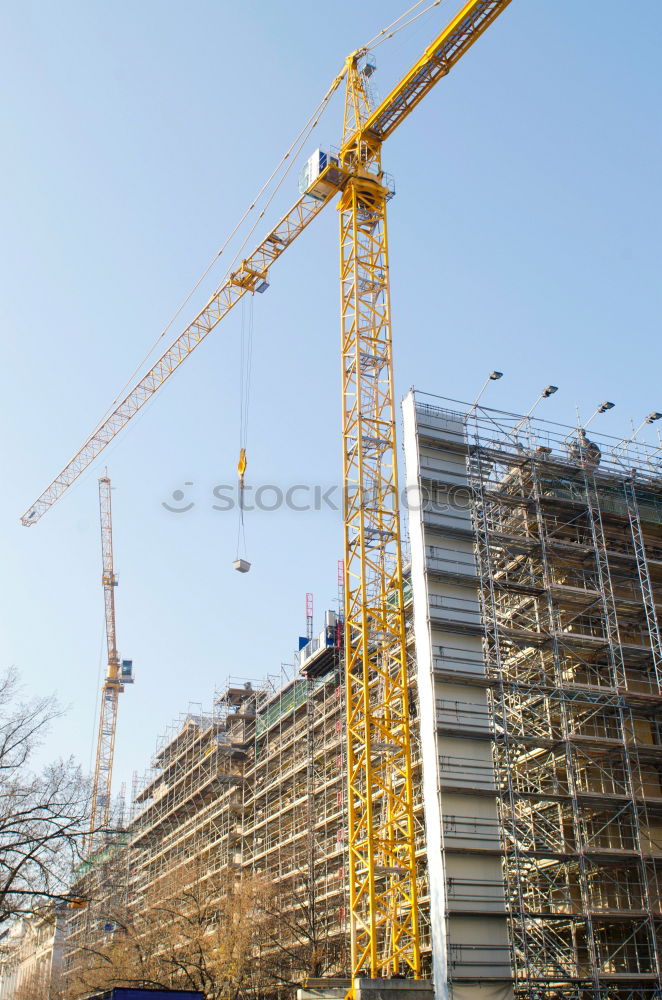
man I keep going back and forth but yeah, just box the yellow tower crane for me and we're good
[21,0,513,982]
[86,475,133,856]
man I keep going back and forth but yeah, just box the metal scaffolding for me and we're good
[129,696,253,897]
[63,604,433,994]
[63,832,131,987]
[456,395,662,1000]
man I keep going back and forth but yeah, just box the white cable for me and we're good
[363,0,443,51]
[224,95,335,276]
[88,614,106,777]
[363,0,431,48]
[88,75,345,439]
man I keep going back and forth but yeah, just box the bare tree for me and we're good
[0,668,88,925]
[64,861,276,1000]
[14,964,64,1000]
[254,860,347,991]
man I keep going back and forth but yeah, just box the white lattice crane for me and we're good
[86,475,133,856]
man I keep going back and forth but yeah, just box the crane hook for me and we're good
[237,447,247,490]
[233,448,251,573]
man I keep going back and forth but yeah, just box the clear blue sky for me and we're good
[1,1,660,794]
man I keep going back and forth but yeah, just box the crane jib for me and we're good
[19,190,336,526]
[349,0,513,147]
[20,0,515,529]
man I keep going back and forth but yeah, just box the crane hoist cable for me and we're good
[84,81,344,445]
[235,293,254,569]
[88,614,107,777]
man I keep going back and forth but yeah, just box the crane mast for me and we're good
[87,476,130,855]
[337,1,512,976]
[339,59,420,978]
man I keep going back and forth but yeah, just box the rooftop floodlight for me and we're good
[469,370,505,415]
[584,400,616,430]
[515,383,560,431]
[629,410,662,442]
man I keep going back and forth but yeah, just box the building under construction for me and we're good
[403,390,662,1000]
[64,391,662,1000]
[127,632,429,985]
